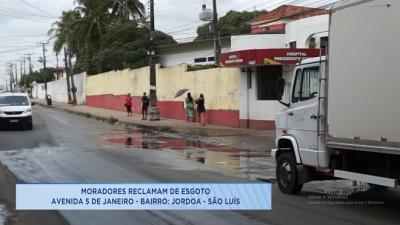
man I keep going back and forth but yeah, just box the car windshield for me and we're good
[0,96,29,106]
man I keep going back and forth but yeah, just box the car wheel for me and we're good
[276,152,303,194]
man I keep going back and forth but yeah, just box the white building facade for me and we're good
[223,15,328,129]
[158,14,329,129]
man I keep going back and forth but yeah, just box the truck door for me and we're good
[286,66,320,166]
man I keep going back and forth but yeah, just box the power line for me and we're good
[19,0,56,17]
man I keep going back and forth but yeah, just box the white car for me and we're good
[0,92,33,130]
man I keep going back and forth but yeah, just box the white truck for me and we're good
[272,0,400,194]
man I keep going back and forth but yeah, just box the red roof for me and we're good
[248,5,329,25]
[53,67,65,72]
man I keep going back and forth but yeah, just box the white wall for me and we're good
[231,34,285,51]
[32,83,45,100]
[239,65,294,121]
[285,15,329,48]
[32,72,86,104]
[160,47,230,67]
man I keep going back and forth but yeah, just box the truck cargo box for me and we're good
[327,0,400,149]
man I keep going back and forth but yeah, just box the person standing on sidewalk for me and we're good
[185,92,194,122]
[125,93,133,116]
[141,92,150,120]
[195,94,206,126]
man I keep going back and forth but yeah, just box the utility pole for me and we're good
[40,42,48,98]
[56,54,59,79]
[26,53,33,76]
[149,0,160,121]
[212,0,221,66]
[41,43,47,69]
[14,64,18,89]
[64,47,72,103]
[9,64,13,92]
[22,57,26,76]
[68,48,77,105]
[20,61,23,78]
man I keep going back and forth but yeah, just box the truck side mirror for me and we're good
[276,77,285,100]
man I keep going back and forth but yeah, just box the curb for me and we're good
[33,101,176,133]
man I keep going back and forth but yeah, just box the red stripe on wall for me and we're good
[157,101,186,120]
[239,119,275,130]
[86,94,142,114]
[86,95,241,127]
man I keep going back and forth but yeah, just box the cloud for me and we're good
[0,0,275,85]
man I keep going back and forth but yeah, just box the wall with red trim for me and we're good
[86,95,241,127]
[239,119,275,130]
[86,95,142,114]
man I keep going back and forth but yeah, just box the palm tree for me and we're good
[48,0,150,75]
[48,10,81,55]
[110,0,145,22]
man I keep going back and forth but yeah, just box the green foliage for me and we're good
[187,64,217,71]
[196,10,266,40]
[19,75,32,88]
[49,0,176,76]
[31,68,56,83]
[20,68,56,87]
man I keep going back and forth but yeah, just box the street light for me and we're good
[199,1,221,67]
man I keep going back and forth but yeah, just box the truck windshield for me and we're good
[0,96,29,106]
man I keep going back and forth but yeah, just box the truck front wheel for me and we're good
[276,152,303,194]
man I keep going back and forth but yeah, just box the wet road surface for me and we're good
[0,105,400,225]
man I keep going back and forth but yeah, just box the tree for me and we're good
[49,0,175,75]
[21,68,56,85]
[110,0,145,22]
[19,75,32,88]
[195,10,266,40]
[48,10,82,55]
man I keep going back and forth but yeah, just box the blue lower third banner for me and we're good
[16,183,271,210]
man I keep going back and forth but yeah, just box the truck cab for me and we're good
[272,57,328,194]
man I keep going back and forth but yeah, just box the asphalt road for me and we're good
[0,105,399,225]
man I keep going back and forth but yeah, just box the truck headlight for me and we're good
[0,110,4,115]
[24,109,32,114]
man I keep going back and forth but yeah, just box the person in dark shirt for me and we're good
[195,94,206,126]
[141,92,150,120]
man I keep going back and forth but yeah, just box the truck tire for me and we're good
[276,152,303,194]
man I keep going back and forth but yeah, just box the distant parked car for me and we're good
[0,92,33,130]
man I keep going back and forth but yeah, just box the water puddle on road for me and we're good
[97,128,276,180]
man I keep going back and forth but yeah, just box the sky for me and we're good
[0,0,338,89]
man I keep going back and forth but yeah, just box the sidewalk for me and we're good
[32,99,276,153]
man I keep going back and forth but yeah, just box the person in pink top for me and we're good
[125,93,133,116]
